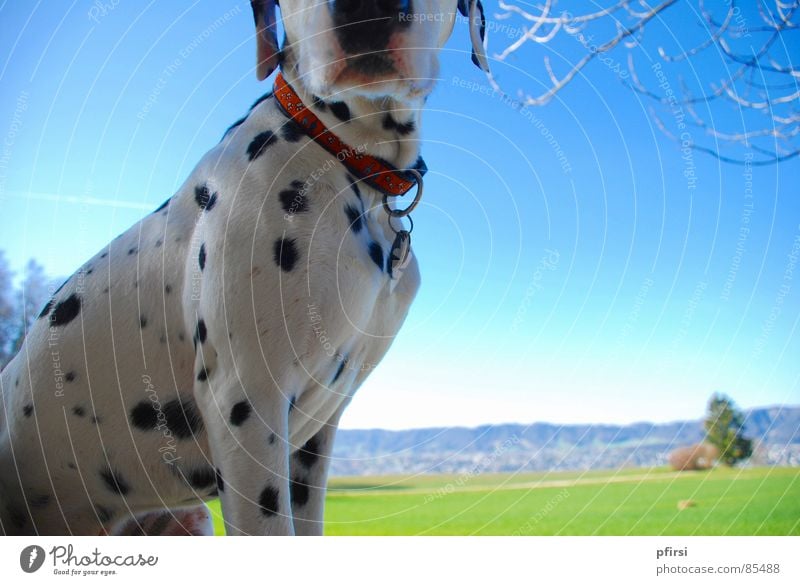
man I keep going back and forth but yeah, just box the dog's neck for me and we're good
[279,50,424,172]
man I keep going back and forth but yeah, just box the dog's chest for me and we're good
[270,167,420,445]
[199,97,421,443]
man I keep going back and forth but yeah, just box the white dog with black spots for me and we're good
[0,0,488,536]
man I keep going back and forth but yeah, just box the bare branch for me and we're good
[724,86,800,109]
[688,141,800,165]
[657,2,734,62]
[491,0,799,164]
[496,0,678,106]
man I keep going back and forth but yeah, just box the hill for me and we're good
[330,405,800,475]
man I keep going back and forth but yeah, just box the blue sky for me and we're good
[0,1,798,429]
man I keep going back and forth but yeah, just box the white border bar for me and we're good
[2,537,798,584]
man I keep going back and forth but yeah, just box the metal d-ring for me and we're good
[382,169,423,218]
[388,213,414,236]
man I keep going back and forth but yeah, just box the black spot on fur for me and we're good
[130,402,157,430]
[247,130,278,161]
[194,319,207,347]
[382,113,415,135]
[344,204,363,233]
[65,371,76,383]
[281,118,305,142]
[131,398,202,439]
[197,368,210,382]
[194,183,218,211]
[10,509,27,530]
[279,186,308,214]
[295,436,321,470]
[188,467,216,490]
[155,239,163,248]
[30,494,50,509]
[332,358,347,384]
[165,284,172,294]
[329,101,351,122]
[50,294,82,326]
[140,316,148,329]
[229,400,252,426]
[268,433,276,445]
[259,485,280,517]
[273,237,299,272]
[100,252,108,259]
[72,406,86,417]
[290,477,310,507]
[67,462,76,470]
[311,95,326,111]
[288,395,297,413]
[100,468,130,495]
[215,469,224,493]
[128,247,138,256]
[368,242,385,272]
[348,175,362,201]
[95,504,114,523]
[164,399,204,439]
[153,198,170,213]
[199,244,206,271]
[23,404,33,417]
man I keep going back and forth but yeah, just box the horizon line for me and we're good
[338,403,800,433]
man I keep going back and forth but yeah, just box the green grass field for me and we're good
[207,466,800,535]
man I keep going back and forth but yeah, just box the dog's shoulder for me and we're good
[184,93,321,219]
[216,91,310,167]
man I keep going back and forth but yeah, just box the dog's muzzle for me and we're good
[331,0,412,63]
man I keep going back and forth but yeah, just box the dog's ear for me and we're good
[251,0,280,80]
[458,0,489,72]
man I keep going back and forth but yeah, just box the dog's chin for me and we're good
[348,53,396,76]
[320,58,434,101]
[296,43,433,101]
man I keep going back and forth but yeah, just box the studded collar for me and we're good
[273,72,425,198]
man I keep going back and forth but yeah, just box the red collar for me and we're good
[273,72,423,197]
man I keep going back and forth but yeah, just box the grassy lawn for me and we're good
[206,466,800,535]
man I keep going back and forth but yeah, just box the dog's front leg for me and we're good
[290,412,343,536]
[194,369,295,536]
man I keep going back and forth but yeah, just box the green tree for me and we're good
[0,251,16,368]
[0,253,55,368]
[11,258,51,355]
[704,393,753,467]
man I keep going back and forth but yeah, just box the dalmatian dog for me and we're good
[0,0,487,536]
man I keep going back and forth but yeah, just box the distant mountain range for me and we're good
[330,405,800,476]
